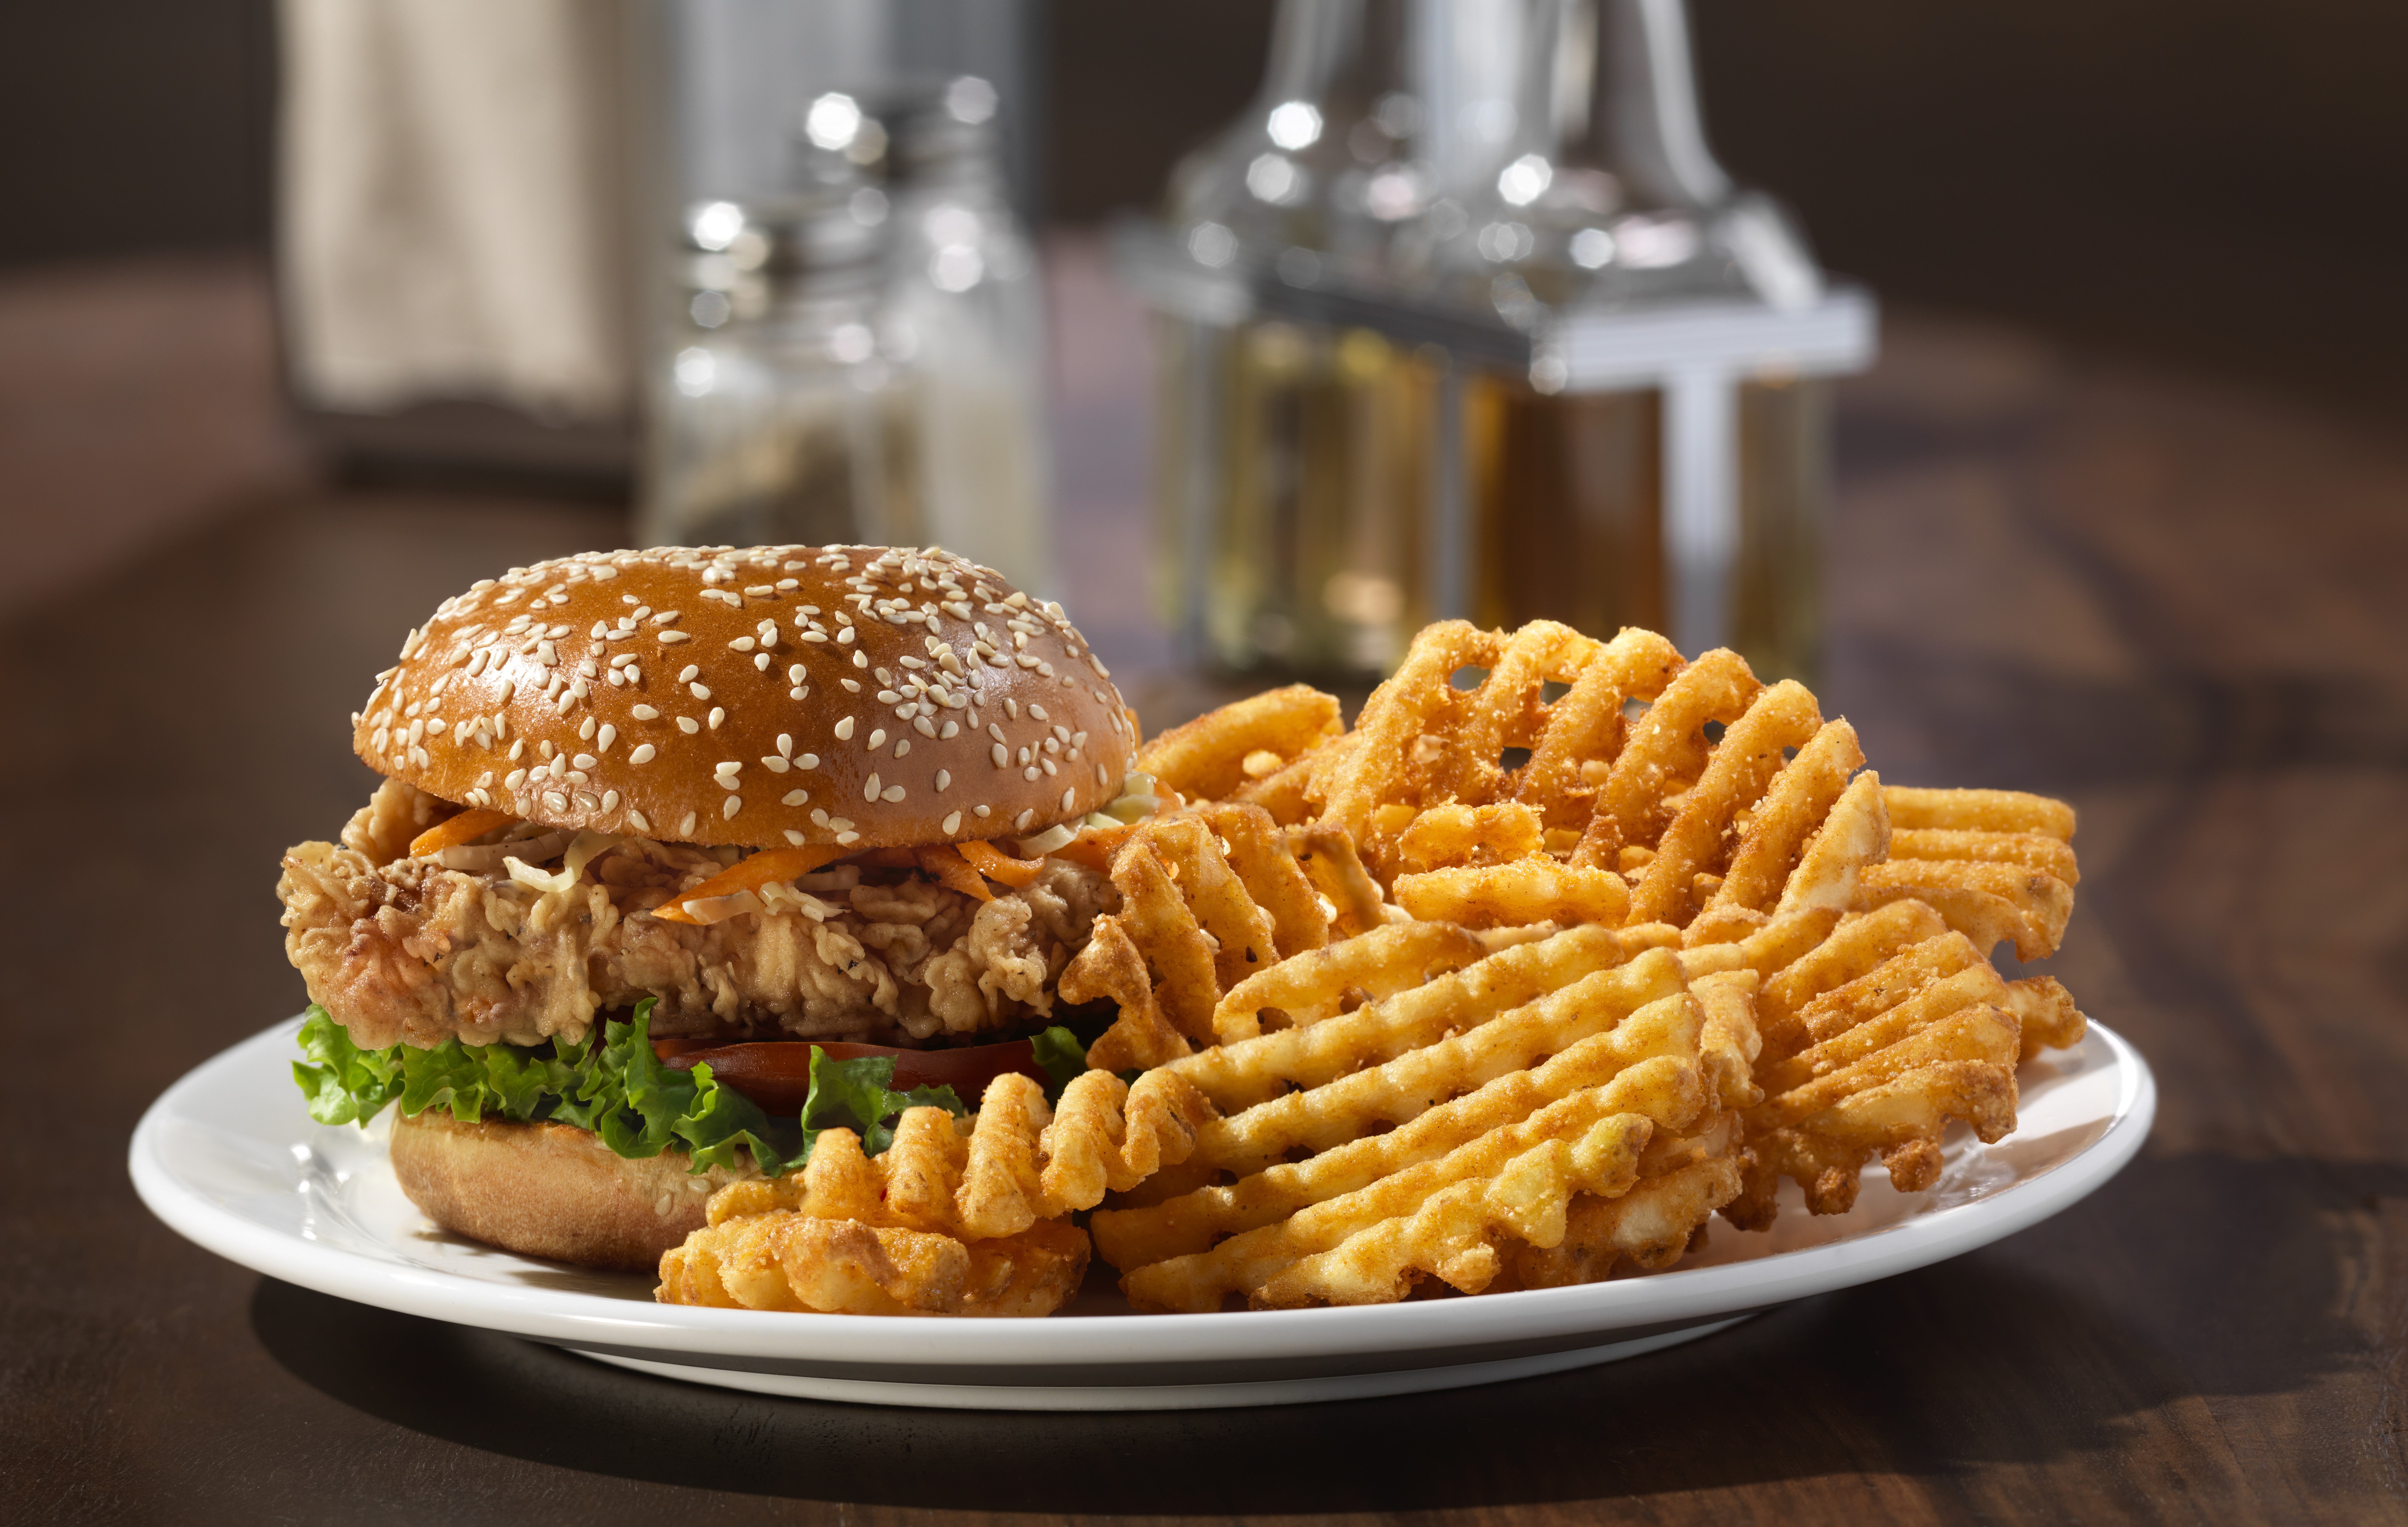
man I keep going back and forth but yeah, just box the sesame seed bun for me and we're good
[353,545,1134,848]
[389,1110,754,1271]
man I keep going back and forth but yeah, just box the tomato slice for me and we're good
[654,1035,1047,1114]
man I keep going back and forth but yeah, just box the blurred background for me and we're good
[2,0,2402,695]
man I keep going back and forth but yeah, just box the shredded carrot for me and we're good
[652,843,852,923]
[1052,821,1136,875]
[914,844,995,902]
[957,838,1046,888]
[408,809,516,859]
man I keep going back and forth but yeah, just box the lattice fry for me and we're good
[1209,921,1489,1044]
[1059,804,1335,1070]
[1310,622,1685,879]
[1392,857,1633,929]
[1865,785,2079,960]
[1719,900,2039,1229]
[1134,683,1343,805]
[1122,1056,1699,1311]
[1163,924,1638,1113]
[659,1069,1216,1316]
[658,1214,1090,1317]
[1097,993,1704,1271]
[1095,925,1733,1311]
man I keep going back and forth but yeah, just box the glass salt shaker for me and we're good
[639,193,923,552]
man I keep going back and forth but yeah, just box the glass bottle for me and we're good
[874,77,1054,596]
[1448,0,1831,682]
[639,194,922,551]
[1153,0,1442,679]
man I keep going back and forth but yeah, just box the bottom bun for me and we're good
[390,1111,759,1272]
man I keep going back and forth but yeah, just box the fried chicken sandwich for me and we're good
[280,545,1157,1269]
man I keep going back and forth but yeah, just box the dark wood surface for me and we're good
[6,302,2407,1524]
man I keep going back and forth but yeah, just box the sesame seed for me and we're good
[574,753,599,770]
[798,753,819,768]
[784,829,807,846]
[836,830,861,845]
[597,723,616,751]
[935,769,951,790]
[689,683,711,701]
[835,717,855,741]
[941,721,959,739]
[783,789,808,806]
[680,665,700,682]
[680,811,698,837]
[867,728,887,749]
[1015,809,1035,830]
[730,637,756,652]
[1024,766,1040,781]
[992,743,1008,767]
[942,811,962,835]
[852,650,868,667]
[603,789,620,811]
[628,807,652,832]
[975,805,991,818]
[837,628,855,644]
[1031,704,1049,721]
[841,679,861,693]
[632,704,659,720]
[763,755,789,773]
[863,773,882,801]
[723,796,742,819]
[709,708,726,729]
[660,631,690,644]
[677,717,699,735]
[882,785,906,802]
[790,688,807,700]
[1095,763,1109,785]
[1061,788,1077,812]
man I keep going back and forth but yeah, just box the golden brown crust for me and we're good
[389,1111,755,1271]
[354,545,1133,849]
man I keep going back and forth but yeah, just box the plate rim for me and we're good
[131,1014,2155,1373]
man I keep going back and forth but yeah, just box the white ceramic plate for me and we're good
[131,1016,2153,1411]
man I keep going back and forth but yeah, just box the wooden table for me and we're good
[6,303,2405,1522]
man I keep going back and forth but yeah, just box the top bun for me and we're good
[352,545,1134,849]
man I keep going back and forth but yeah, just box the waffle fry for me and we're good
[658,1068,1215,1315]
[1714,899,2040,1228]
[1310,622,1686,879]
[1059,804,1335,1069]
[1209,921,1489,1043]
[1865,786,2079,960]
[1286,823,1391,937]
[1395,803,1547,874]
[1135,684,1343,805]
[657,1214,1090,1317]
[1499,1110,1745,1288]
[1393,857,1633,929]
[1094,930,1737,1310]
[1162,923,1639,1112]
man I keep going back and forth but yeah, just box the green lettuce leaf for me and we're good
[1030,1025,1089,1097]
[292,1003,977,1175]
[797,1048,966,1156]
